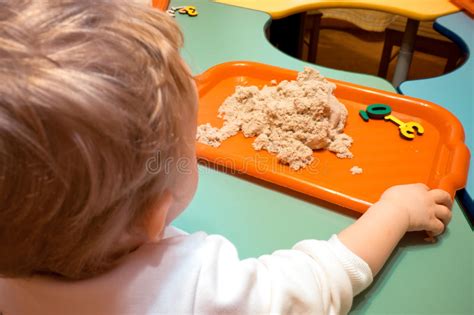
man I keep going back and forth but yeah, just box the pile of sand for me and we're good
[196,67,353,170]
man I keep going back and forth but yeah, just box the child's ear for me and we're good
[145,191,173,241]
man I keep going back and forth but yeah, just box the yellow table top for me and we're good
[215,0,460,20]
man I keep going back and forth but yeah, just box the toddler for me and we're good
[0,1,453,314]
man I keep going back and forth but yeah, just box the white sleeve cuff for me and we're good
[328,234,373,295]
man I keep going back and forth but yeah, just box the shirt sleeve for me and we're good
[193,234,373,315]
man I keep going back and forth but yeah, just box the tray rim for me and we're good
[151,0,170,11]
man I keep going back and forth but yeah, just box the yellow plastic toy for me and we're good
[178,6,198,16]
[384,114,424,140]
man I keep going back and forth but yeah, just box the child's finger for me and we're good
[429,189,453,208]
[413,183,430,190]
[435,205,452,226]
[428,219,445,236]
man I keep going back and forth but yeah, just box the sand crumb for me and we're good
[350,166,363,175]
[196,67,353,170]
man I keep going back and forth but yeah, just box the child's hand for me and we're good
[339,183,453,275]
[379,184,453,236]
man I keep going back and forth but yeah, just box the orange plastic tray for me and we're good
[195,62,470,213]
[151,0,169,11]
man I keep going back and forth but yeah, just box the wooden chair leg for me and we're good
[378,29,394,78]
[307,13,322,63]
[270,13,305,58]
[297,12,307,59]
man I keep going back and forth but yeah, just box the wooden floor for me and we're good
[301,21,453,82]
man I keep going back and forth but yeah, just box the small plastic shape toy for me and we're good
[359,110,369,122]
[384,115,425,140]
[166,6,182,17]
[360,103,424,140]
[366,104,392,119]
[167,6,198,17]
[178,6,198,16]
[359,104,392,121]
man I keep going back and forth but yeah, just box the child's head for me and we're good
[0,0,198,279]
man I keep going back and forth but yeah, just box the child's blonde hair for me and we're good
[0,0,196,279]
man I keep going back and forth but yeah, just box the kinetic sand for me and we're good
[197,67,353,170]
[350,166,363,175]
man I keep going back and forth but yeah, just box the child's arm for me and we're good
[338,183,453,275]
[192,184,453,314]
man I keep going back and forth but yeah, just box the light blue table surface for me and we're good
[177,1,395,91]
[400,12,474,216]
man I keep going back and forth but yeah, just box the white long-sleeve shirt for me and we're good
[0,227,372,315]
